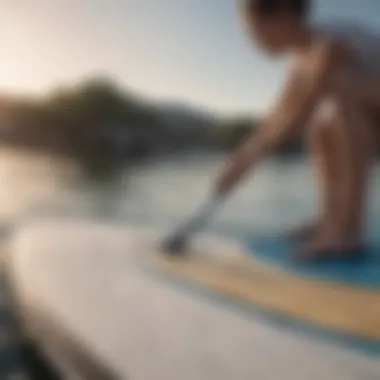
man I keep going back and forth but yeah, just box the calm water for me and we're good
[1,147,380,241]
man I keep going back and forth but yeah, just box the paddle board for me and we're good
[6,220,380,380]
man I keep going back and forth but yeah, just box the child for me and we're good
[214,0,380,261]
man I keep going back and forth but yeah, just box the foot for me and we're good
[294,235,365,262]
[283,221,320,242]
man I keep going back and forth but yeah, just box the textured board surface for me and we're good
[145,236,380,354]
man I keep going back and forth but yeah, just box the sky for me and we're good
[1,0,380,116]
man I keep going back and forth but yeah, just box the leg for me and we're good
[337,106,375,239]
[310,115,342,233]
[296,99,375,261]
[285,116,341,241]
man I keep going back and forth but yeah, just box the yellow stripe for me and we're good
[146,253,380,340]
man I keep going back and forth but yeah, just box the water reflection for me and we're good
[1,147,379,241]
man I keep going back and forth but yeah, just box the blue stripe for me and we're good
[248,237,380,288]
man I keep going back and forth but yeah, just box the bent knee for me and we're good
[310,97,342,130]
[309,96,377,151]
[307,98,342,143]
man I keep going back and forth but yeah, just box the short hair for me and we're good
[243,0,310,20]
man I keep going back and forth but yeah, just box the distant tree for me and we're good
[46,78,130,129]
[221,117,258,149]
[46,77,164,133]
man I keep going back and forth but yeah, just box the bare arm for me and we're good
[215,40,348,196]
